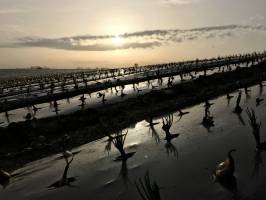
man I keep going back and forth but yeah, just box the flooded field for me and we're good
[1,53,264,115]
[0,58,257,127]
[1,0,266,199]
[0,68,95,80]
[1,84,266,200]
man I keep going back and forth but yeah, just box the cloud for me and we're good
[249,15,265,23]
[1,24,266,51]
[160,0,201,6]
[9,37,161,51]
[0,9,26,15]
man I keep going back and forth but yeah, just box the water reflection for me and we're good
[201,106,214,132]
[104,136,113,155]
[233,91,246,126]
[165,141,178,158]
[204,100,214,108]
[218,175,238,200]
[226,93,234,106]
[0,169,27,190]
[234,91,243,114]
[105,130,136,161]
[119,160,130,186]
[176,109,190,122]
[24,112,33,120]
[149,125,161,144]
[256,97,264,107]
[97,92,106,104]
[161,114,179,158]
[4,111,10,124]
[54,101,60,114]
[79,94,86,109]
[252,150,263,178]
[56,150,82,160]
[244,86,251,101]
[246,108,266,151]
[136,87,142,94]
[32,105,42,117]
[135,172,162,200]
[120,85,127,98]
[236,113,246,126]
[3,77,266,199]
[258,82,264,96]
[146,116,160,127]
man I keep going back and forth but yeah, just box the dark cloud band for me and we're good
[1,24,265,51]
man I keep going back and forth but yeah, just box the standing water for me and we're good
[1,84,266,200]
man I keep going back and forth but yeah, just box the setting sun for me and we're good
[112,35,125,46]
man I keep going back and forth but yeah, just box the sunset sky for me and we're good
[0,0,266,68]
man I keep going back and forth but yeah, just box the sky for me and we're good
[0,0,266,68]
